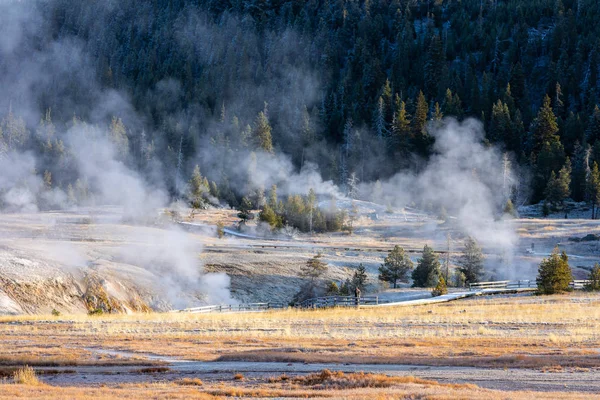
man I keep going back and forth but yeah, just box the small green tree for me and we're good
[378,245,413,288]
[326,281,340,295]
[237,196,254,226]
[431,276,448,297]
[188,165,207,211]
[412,245,440,287]
[584,264,600,291]
[503,199,517,217]
[299,253,328,284]
[457,237,484,284]
[536,247,573,294]
[351,264,368,291]
[216,221,225,239]
[253,108,274,153]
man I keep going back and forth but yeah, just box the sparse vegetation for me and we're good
[13,366,41,385]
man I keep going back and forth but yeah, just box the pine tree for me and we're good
[431,276,448,297]
[584,263,600,291]
[188,165,207,210]
[299,253,328,284]
[531,95,560,155]
[412,245,441,287]
[109,117,129,158]
[457,237,484,284]
[489,100,512,144]
[378,245,413,288]
[571,142,590,202]
[588,162,600,219]
[545,158,571,208]
[253,109,274,153]
[536,247,572,294]
[412,91,430,156]
[424,35,444,98]
[392,95,411,153]
[352,264,368,291]
[587,105,600,144]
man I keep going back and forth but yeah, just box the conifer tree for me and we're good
[253,108,273,153]
[536,247,572,294]
[588,162,600,219]
[351,264,368,291]
[531,95,560,155]
[378,245,413,288]
[412,245,441,287]
[457,237,484,284]
[412,91,430,155]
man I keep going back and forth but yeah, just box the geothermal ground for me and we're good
[1,204,599,398]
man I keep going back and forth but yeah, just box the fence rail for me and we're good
[176,302,286,314]
[469,280,592,291]
[298,295,379,309]
[570,280,591,290]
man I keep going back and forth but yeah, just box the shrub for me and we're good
[431,276,448,297]
[216,221,225,238]
[51,309,61,317]
[326,281,340,295]
[233,373,244,381]
[88,308,104,316]
[584,264,600,291]
[536,247,573,294]
[13,366,41,385]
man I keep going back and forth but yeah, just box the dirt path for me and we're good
[38,348,600,393]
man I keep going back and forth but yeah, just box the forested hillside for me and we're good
[1,0,600,214]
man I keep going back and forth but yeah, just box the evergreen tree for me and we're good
[531,95,560,155]
[571,142,590,202]
[188,165,207,210]
[412,91,430,155]
[351,264,368,291]
[588,162,600,219]
[431,276,448,297]
[299,253,328,284]
[587,105,600,145]
[457,237,484,284]
[424,35,444,98]
[544,158,571,208]
[392,95,411,153]
[109,117,129,158]
[584,263,600,291]
[378,245,413,288]
[253,109,274,153]
[536,247,572,294]
[412,245,441,287]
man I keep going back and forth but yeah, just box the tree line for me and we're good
[4,0,600,215]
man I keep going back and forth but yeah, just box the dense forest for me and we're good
[1,0,600,217]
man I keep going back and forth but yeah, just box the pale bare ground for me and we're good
[0,204,599,312]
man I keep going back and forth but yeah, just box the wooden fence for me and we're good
[177,302,286,314]
[297,295,379,309]
[469,280,591,291]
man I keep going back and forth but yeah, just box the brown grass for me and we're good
[13,366,41,385]
[291,369,478,390]
[175,377,203,386]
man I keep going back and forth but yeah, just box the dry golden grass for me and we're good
[1,380,599,400]
[2,294,600,370]
[12,366,41,385]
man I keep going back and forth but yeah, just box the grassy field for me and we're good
[2,293,600,398]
